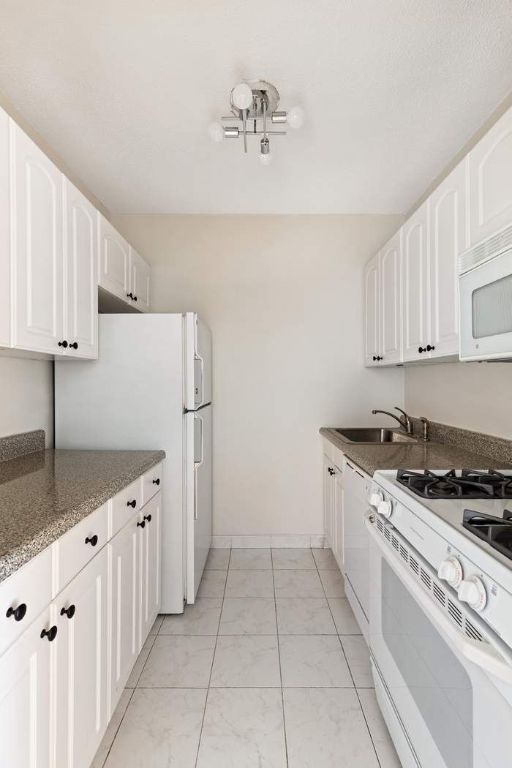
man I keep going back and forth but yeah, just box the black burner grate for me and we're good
[396,469,512,500]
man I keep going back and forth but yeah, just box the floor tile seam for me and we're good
[100,687,135,768]
[132,632,157,689]
[354,686,384,767]
[272,547,290,768]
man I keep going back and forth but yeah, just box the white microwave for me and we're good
[459,224,512,361]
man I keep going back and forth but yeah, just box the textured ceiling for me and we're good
[0,0,511,214]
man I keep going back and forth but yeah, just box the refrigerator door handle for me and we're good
[194,356,203,407]
[194,414,203,464]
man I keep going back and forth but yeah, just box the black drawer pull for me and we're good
[58,340,68,348]
[127,292,134,300]
[85,535,98,547]
[60,605,76,620]
[152,478,160,486]
[41,626,58,642]
[127,499,137,508]
[144,514,152,523]
[137,520,146,529]
[6,603,27,622]
[69,342,78,350]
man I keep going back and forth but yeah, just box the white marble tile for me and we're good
[276,598,336,635]
[310,535,326,549]
[211,635,281,687]
[273,570,324,598]
[138,635,216,688]
[283,688,379,768]
[279,635,353,687]
[271,548,316,570]
[312,548,338,570]
[211,536,231,549]
[197,569,227,598]
[225,569,274,598]
[229,548,272,570]
[91,689,133,768]
[328,598,361,634]
[104,688,206,768]
[231,535,272,548]
[197,688,287,768]
[319,569,346,597]
[149,615,164,635]
[358,688,402,768]
[220,598,277,635]
[271,535,311,549]
[126,635,156,688]
[159,598,222,635]
[341,635,374,687]
[205,549,230,570]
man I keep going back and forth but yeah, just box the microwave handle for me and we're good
[366,517,512,685]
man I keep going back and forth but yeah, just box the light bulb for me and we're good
[231,83,253,110]
[260,151,273,166]
[208,121,224,143]
[287,105,305,130]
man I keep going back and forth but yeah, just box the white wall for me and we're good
[405,362,512,439]
[113,214,404,537]
[0,357,53,445]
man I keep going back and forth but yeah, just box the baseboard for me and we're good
[211,534,326,549]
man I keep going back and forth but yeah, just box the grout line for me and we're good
[273,546,290,768]
[97,687,136,768]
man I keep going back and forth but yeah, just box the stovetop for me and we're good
[396,468,512,500]
[463,509,512,562]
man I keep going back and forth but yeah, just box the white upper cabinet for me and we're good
[129,247,151,312]
[0,109,9,346]
[98,214,130,302]
[429,161,468,358]
[380,230,402,365]
[11,122,64,354]
[468,106,512,247]
[63,180,98,358]
[402,202,430,362]
[364,254,380,365]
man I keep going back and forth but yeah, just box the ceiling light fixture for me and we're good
[208,79,304,165]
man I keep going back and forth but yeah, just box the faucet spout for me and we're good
[371,407,413,434]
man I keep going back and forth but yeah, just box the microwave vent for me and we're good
[459,224,512,275]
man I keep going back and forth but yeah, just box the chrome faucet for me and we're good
[371,406,413,435]
[419,416,430,442]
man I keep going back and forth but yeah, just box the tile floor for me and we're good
[93,548,401,768]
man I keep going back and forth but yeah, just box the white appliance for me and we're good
[366,469,512,768]
[459,223,512,360]
[54,313,212,613]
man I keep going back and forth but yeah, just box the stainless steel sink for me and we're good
[334,428,418,444]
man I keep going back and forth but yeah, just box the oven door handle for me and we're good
[366,518,512,686]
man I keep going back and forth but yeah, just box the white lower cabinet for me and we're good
[323,454,335,550]
[322,451,344,570]
[139,494,161,644]
[332,466,344,570]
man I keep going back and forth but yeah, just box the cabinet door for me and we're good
[139,493,161,643]
[0,107,9,346]
[429,161,468,358]
[364,254,380,366]
[129,248,150,312]
[63,180,98,359]
[380,230,402,364]
[109,515,140,714]
[98,214,130,302]
[11,122,64,354]
[55,549,108,768]
[0,606,53,768]
[332,466,344,571]
[323,455,334,550]
[402,202,430,361]
[468,106,512,247]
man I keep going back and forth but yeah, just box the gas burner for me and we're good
[396,469,512,500]
[463,509,512,560]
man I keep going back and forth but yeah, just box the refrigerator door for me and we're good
[185,404,212,602]
[184,313,212,410]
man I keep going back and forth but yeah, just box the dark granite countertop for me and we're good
[320,427,512,476]
[0,448,165,583]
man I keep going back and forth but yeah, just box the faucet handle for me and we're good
[394,407,408,417]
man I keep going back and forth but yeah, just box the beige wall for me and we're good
[113,214,404,537]
[0,357,53,445]
[405,362,512,439]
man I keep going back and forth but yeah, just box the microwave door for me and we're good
[460,247,512,360]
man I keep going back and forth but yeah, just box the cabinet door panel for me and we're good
[402,203,429,361]
[98,214,130,302]
[323,455,334,550]
[140,493,161,642]
[364,255,380,366]
[0,107,9,346]
[129,248,150,312]
[64,181,98,358]
[380,230,402,364]
[333,467,344,571]
[11,122,63,353]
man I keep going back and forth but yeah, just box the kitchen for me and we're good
[0,2,512,767]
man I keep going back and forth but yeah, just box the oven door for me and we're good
[460,247,512,360]
[367,516,512,768]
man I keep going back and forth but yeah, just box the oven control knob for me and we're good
[437,557,463,589]
[458,577,487,612]
[377,498,393,519]
[369,491,383,509]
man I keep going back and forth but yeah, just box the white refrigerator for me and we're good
[54,312,212,614]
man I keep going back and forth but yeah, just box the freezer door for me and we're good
[184,313,212,410]
[185,405,212,602]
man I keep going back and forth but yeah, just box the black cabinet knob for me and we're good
[60,604,76,620]
[6,603,27,622]
[69,342,78,350]
[137,520,146,529]
[40,625,58,642]
[85,534,98,547]
[152,478,160,486]
[58,340,68,348]
[127,499,137,508]
[418,346,424,353]
[426,344,435,352]
[127,292,134,300]
[377,356,383,361]
[328,467,335,476]
[133,295,138,302]
[144,514,152,523]
[372,355,377,361]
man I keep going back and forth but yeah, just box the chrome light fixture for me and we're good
[209,79,304,165]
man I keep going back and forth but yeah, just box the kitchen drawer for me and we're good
[53,502,109,596]
[0,546,52,655]
[142,462,163,506]
[111,478,143,536]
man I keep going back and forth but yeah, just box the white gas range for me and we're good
[366,468,512,768]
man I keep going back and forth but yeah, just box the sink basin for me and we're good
[335,428,418,444]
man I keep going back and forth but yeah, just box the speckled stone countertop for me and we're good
[0,448,165,583]
[320,427,512,477]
